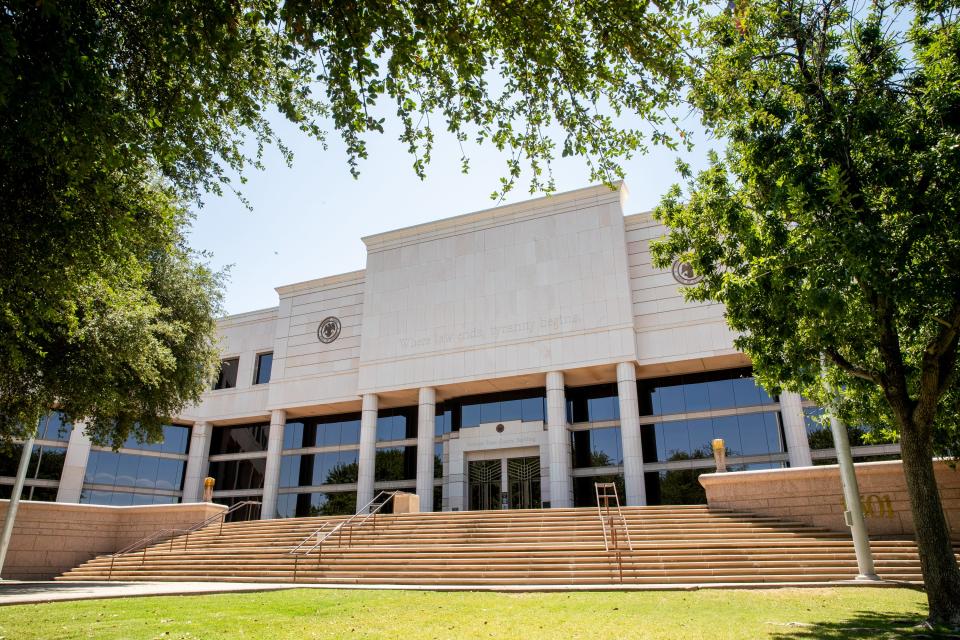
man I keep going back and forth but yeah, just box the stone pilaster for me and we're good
[356,393,379,512]
[779,391,813,467]
[55,422,92,503]
[415,387,436,512]
[180,421,212,503]
[617,361,647,506]
[260,410,286,519]
[546,371,573,508]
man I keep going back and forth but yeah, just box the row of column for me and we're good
[172,368,815,518]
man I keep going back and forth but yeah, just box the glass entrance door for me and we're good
[468,459,502,510]
[507,456,541,509]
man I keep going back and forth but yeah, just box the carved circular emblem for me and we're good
[317,316,342,344]
[496,424,505,433]
[671,260,704,285]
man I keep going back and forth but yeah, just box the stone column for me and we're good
[356,393,378,512]
[546,371,573,508]
[416,387,436,512]
[55,422,92,503]
[260,410,286,520]
[779,391,813,467]
[617,361,647,506]
[181,421,212,503]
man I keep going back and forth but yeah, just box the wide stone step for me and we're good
[56,506,949,588]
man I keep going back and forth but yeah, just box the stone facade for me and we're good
[7,182,899,520]
[0,501,225,579]
[700,460,960,537]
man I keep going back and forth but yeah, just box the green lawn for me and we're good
[0,587,949,639]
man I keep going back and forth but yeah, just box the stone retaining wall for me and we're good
[0,500,226,580]
[700,459,960,537]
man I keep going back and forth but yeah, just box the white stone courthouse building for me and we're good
[3,183,901,518]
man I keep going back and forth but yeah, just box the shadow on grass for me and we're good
[768,610,960,639]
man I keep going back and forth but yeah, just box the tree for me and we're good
[652,0,960,623]
[0,0,690,445]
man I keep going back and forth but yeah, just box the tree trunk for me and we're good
[898,426,960,625]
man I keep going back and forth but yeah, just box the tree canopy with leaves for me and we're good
[0,0,688,445]
[653,0,960,623]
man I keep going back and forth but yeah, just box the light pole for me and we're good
[0,435,35,579]
[820,355,879,581]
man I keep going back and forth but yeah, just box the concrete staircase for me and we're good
[57,506,954,586]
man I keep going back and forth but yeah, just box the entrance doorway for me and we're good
[468,459,502,510]
[508,456,542,509]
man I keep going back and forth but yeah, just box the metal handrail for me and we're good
[290,490,400,557]
[595,482,633,551]
[107,500,261,580]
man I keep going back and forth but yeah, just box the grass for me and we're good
[0,587,952,640]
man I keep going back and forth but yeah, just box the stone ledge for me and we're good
[0,500,227,580]
[700,459,959,537]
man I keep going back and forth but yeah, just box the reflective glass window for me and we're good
[660,421,692,461]
[686,418,714,459]
[213,357,240,390]
[208,457,266,491]
[711,416,742,458]
[376,407,416,442]
[683,382,711,413]
[134,455,159,489]
[121,424,190,454]
[434,443,443,479]
[254,352,273,385]
[435,407,453,436]
[520,397,545,422]
[644,469,708,505]
[453,389,546,429]
[573,474,625,508]
[706,379,737,411]
[209,424,269,454]
[572,427,623,468]
[500,399,522,422]
[283,422,304,449]
[640,368,776,416]
[461,403,481,428]
[276,491,357,518]
[480,402,501,424]
[567,384,619,423]
[374,446,417,481]
[37,411,72,442]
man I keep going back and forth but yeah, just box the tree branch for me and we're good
[824,347,883,384]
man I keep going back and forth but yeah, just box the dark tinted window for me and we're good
[374,446,417,481]
[571,427,623,468]
[376,407,417,442]
[279,450,359,488]
[640,368,776,416]
[566,384,620,423]
[573,474,625,508]
[254,352,273,385]
[284,414,362,449]
[453,389,546,429]
[644,470,708,505]
[0,444,67,480]
[213,357,240,390]
[208,458,266,492]
[209,424,269,454]
[641,412,786,463]
[275,491,357,518]
[435,406,453,436]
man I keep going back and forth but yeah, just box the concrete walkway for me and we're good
[0,579,909,606]
[0,581,298,606]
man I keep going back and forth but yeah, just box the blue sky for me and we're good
[188,110,714,315]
